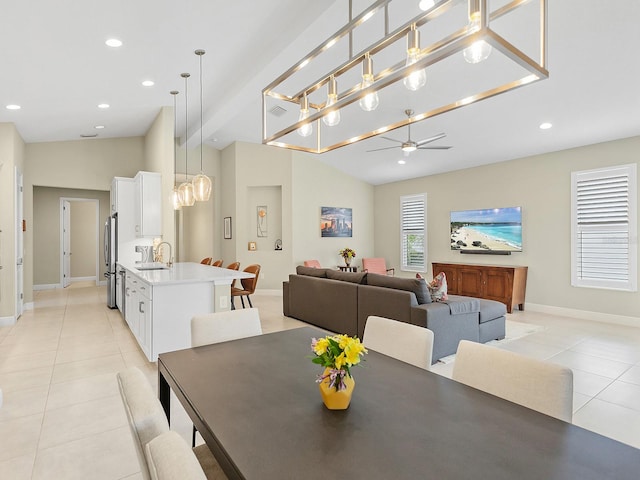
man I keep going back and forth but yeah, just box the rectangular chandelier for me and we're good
[262,0,547,153]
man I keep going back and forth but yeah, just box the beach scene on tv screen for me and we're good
[450,207,522,252]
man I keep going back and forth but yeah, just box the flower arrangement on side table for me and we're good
[339,247,356,266]
[311,334,367,410]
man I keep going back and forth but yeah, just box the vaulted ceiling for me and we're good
[2,1,638,185]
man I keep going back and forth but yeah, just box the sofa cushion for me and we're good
[477,298,507,323]
[441,296,480,315]
[367,273,431,304]
[296,266,328,278]
[428,271,448,302]
[326,269,368,284]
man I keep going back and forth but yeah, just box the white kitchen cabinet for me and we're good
[124,272,153,358]
[134,171,162,237]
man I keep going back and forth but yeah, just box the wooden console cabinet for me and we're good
[432,262,528,313]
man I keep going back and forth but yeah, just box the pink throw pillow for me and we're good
[428,272,448,302]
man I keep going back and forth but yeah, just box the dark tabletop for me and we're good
[158,326,640,480]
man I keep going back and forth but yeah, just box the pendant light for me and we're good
[322,75,341,127]
[359,53,379,111]
[463,0,492,64]
[170,90,183,210]
[403,24,427,91]
[296,93,313,137]
[192,49,212,201]
[178,72,196,207]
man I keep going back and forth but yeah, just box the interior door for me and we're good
[62,200,71,288]
[15,167,24,317]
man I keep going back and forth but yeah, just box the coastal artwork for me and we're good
[321,207,352,237]
[450,207,522,252]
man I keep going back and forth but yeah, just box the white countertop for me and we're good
[120,262,254,286]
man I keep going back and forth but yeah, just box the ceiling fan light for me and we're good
[402,144,417,153]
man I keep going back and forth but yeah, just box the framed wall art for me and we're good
[320,207,352,238]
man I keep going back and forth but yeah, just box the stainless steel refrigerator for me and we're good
[104,214,117,308]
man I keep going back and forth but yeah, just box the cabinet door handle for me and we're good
[139,301,144,314]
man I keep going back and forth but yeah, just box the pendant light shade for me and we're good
[178,72,196,207]
[170,90,183,210]
[192,49,212,202]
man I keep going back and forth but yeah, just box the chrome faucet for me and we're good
[155,242,173,267]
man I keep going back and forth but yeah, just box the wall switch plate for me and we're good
[220,296,228,309]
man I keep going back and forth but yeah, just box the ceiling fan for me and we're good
[367,109,451,154]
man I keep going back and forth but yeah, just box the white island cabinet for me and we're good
[121,262,254,361]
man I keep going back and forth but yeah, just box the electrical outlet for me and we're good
[220,295,228,309]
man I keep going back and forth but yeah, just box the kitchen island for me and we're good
[120,262,254,361]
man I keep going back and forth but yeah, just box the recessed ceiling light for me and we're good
[94,125,105,129]
[539,122,552,130]
[98,103,110,109]
[419,0,435,11]
[6,104,21,110]
[398,159,406,165]
[105,38,123,47]
[141,80,155,87]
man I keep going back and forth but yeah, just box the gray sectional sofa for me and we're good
[282,266,506,363]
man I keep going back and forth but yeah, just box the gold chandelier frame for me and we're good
[262,0,548,154]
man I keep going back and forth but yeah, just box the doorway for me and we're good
[15,167,24,318]
[60,198,100,287]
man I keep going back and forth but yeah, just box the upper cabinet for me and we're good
[134,171,162,238]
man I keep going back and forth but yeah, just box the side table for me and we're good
[338,266,358,272]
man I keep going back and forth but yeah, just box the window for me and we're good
[400,194,426,271]
[571,164,637,291]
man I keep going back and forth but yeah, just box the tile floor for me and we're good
[0,284,639,479]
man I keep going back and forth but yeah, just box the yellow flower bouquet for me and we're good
[311,334,367,391]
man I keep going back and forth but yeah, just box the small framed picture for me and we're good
[224,217,232,239]
[248,241,257,251]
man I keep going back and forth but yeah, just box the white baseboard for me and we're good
[526,303,640,328]
[0,316,16,327]
[33,284,62,291]
[70,276,97,282]
[255,289,282,296]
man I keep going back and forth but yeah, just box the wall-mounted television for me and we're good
[450,207,522,254]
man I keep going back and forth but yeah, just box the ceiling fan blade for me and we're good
[417,146,452,150]
[379,136,403,144]
[416,133,447,146]
[366,145,401,152]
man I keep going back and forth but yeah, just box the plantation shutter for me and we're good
[571,164,637,291]
[401,194,426,271]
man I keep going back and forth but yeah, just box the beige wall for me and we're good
[291,151,375,269]
[24,136,145,296]
[33,187,110,286]
[374,136,640,320]
[218,142,375,289]
[0,123,25,319]
[70,201,98,279]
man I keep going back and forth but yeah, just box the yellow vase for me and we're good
[318,368,355,410]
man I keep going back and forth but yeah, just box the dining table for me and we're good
[158,326,640,480]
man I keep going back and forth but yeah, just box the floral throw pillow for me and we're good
[428,272,448,302]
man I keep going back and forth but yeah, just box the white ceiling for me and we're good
[2,1,639,186]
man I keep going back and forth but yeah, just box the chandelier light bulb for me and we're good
[403,27,427,91]
[463,9,492,64]
[359,54,379,111]
[322,76,341,127]
[297,94,313,137]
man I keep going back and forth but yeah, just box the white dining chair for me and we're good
[363,315,434,370]
[145,431,208,480]
[452,340,574,422]
[117,367,225,480]
[191,308,263,348]
[190,308,263,446]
